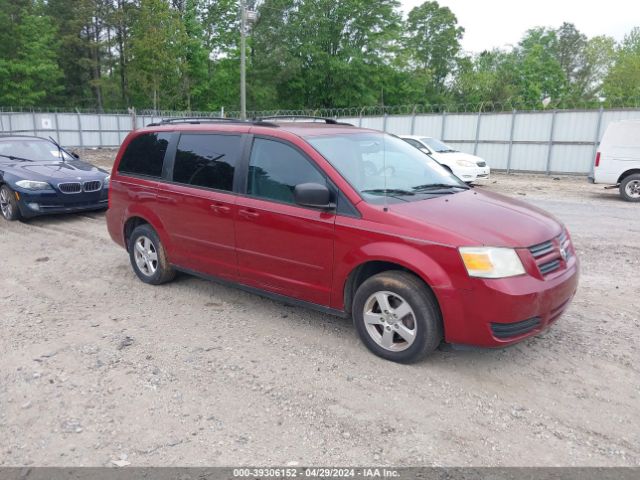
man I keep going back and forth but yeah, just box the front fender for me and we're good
[332,239,466,308]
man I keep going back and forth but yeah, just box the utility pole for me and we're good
[240,0,247,120]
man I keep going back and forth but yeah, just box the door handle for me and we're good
[210,204,231,214]
[238,209,259,219]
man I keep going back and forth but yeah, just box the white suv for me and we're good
[400,135,490,183]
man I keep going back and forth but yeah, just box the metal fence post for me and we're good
[473,110,482,155]
[545,110,557,175]
[7,112,13,134]
[76,110,84,150]
[590,106,604,176]
[32,111,38,136]
[506,109,517,174]
[383,113,388,132]
[54,112,61,144]
[97,114,104,148]
[441,111,447,140]
[410,107,417,135]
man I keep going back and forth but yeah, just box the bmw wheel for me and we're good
[0,185,21,221]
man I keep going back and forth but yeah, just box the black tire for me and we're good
[0,185,21,221]
[620,174,640,202]
[128,224,176,285]
[352,270,443,363]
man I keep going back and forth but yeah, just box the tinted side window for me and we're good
[118,133,170,178]
[172,134,241,191]
[248,138,325,204]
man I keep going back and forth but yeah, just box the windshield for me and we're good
[307,133,467,204]
[420,137,457,153]
[0,139,73,162]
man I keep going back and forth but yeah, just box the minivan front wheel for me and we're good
[353,271,442,363]
[128,224,176,285]
[620,174,640,202]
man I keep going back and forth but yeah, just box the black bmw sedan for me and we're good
[0,135,110,221]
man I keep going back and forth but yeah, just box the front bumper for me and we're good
[442,258,579,348]
[15,189,109,218]
[456,167,491,183]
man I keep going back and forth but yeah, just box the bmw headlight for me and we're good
[455,159,476,168]
[103,175,111,188]
[15,180,52,191]
[459,247,525,279]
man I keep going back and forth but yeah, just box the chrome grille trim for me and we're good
[58,182,82,194]
[83,180,102,192]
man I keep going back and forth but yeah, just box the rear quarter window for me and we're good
[118,132,171,178]
[172,133,242,191]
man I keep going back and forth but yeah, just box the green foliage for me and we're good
[0,0,636,111]
[0,1,63,107]
[603,27,640,102]
[404,1,463,98]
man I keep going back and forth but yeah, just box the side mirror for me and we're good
[294,183,335,210]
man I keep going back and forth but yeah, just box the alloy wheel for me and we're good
[363,291,417,352]
[0,188,12,218]
[134,236,159,277]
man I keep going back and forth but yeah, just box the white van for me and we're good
[590,120,640,202]
[399,135,490,183]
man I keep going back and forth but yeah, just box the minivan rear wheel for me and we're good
[620,174,640,202]
[0,185,21,221]
[352,271,442,363]
[128,224,176,285]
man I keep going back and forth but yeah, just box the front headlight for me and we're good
[455,159,476,168]
[459,247,526,278]
[103,175,111,188]
[15,180,52,191]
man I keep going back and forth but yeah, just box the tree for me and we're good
[602,27,640,103]
[514,28,567,105]
[404,1,464,101]
[452,50,518,107]
[0,1,63,107]
[250,0,403,109]
[128,0,187,110]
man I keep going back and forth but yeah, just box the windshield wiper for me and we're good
[0,153,35,162]
[412,183,469,191]
[362,188,415,196]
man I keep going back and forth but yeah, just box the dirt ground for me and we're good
[1,148,638,467]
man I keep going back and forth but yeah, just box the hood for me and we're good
[8,160,107,181]
[434,151,483,164]
[389,189,562,248]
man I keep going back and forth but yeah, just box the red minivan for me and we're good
[106,117,579,363]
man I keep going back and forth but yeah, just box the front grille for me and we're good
[83,180,102,192]
[58,182,82,194]
[529,230,573,277]
[539,259,561,275]
[491,317,541,339]
[529,240,554,258]
[476,161,487,167]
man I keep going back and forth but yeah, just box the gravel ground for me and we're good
[1,149,638,467]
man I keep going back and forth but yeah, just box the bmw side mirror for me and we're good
[294,183,335,210]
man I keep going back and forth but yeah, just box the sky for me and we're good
[400,0,639,53]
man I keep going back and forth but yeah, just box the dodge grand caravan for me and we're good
[106,117,579,363]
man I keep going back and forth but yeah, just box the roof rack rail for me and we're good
[254,115,352,126]
[146,117,279,127]
[147,117,243,126]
